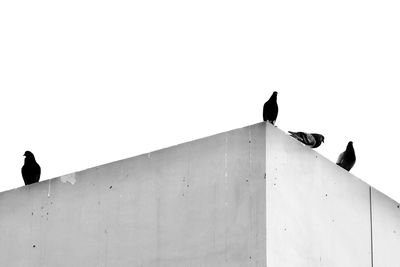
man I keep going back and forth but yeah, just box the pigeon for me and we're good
[21,151,41,185]
[336,141,356,171]
[263,91,278,125]
[288,131,325,148]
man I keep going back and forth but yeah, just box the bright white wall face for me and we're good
[0,124,266,267]
[266,123,372,266]
[371,188,400,265]
[266,123,400,267]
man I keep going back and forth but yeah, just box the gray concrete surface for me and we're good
[0,123,266,267]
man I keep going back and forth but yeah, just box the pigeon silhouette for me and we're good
[336,141,356,171]
[21,151,41,185]
[263,91,278,125]
[288,131,325,148]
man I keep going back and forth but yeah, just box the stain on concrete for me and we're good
[47,179,51,197]
[60,173,76,185]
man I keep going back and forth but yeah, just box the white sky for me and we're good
[1,0,399,202]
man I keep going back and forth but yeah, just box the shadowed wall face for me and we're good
[0,124,266,267]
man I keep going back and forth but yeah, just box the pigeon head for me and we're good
[23,151,35,159]
[315,134,325,143]
[268,91,278,101]
[347,141,354,150]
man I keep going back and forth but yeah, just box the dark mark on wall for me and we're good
[109,186,112,189]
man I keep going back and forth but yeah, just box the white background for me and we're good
[1,0,399,202]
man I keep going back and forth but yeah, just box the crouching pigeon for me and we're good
[288,131,325,148]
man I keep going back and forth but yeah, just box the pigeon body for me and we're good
[21,151,41,185]
[263,91,278,125]
[336,141,356,171]
[288,131,325,148]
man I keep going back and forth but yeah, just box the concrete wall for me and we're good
[1,122,399,266]
[266,123,400,267]
[0,124,266,267]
